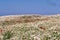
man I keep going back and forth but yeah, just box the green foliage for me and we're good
[43,31,60,40]
[3,31,13,40]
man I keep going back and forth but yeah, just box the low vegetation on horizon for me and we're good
[0,14,60,40]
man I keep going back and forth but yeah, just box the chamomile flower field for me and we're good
[0,15,60,40]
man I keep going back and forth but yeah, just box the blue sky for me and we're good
[0,0,60,15]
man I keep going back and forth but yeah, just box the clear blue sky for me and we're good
[0,0,60,15]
